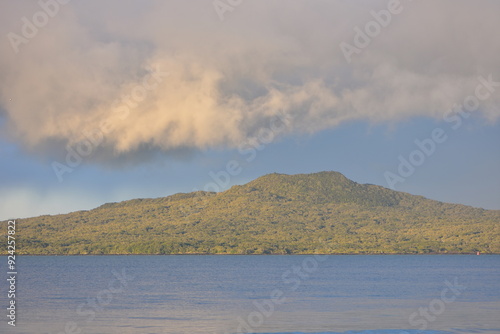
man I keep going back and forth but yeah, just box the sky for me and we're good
[0,0,499,221]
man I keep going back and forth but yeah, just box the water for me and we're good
[1,255,499,334]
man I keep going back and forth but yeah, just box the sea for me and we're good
[0,255,499,334]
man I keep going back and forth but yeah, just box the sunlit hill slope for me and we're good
[3,171,499,255]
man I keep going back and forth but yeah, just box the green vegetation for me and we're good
[2,171,499,255]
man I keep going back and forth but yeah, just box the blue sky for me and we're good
[1,116,498,220]
[1,1,499,220]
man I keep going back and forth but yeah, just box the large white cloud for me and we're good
[0,0,499,163]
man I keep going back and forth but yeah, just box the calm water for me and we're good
[0,255,499,334]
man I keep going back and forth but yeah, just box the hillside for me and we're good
[2,171,499,255]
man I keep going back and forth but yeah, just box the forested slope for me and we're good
[2,172,499,254]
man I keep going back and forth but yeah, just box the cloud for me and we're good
[0,0,499,164]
